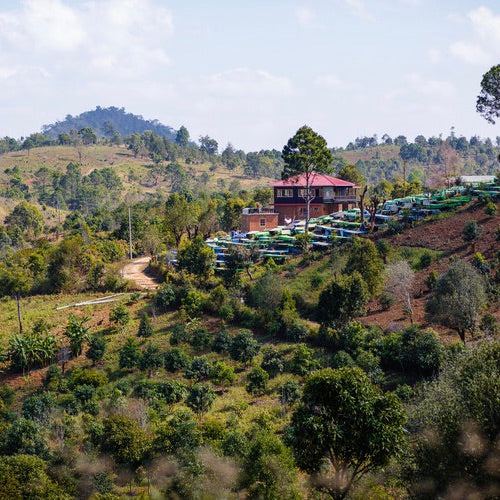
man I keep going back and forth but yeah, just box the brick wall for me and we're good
[241,213,279,232]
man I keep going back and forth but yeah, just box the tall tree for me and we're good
[426,261,486,344]
[281,126,333,232]
[175,125,190,147]
[476,64,500,124]
[288,367,405,499]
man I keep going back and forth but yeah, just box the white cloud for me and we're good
[450,41,490,65]
[314,74,344,89]
[295,6,315,26]
[450,6,500,65]
[343,0,373,21]
[405,73,455,99]
[0,0,173,76]
[195,68,294,99]
[427,48,442,64]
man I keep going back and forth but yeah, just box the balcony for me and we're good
[323,195,357,203]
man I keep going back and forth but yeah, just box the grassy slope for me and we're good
[0,145,275,222]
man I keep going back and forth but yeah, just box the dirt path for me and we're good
[122,256,159,290]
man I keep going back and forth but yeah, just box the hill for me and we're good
[41,106,178,141]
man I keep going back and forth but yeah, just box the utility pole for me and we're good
[128,207,133,260]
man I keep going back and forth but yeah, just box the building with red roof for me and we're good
[272,173,359,224]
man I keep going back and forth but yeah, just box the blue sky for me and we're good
[0,0,498,150]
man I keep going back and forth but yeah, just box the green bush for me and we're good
[229,330,260,363]
[185,356,212,381]
[164,347,190,372]
[246,366,269,395]
[137,313,153,338]
[261,347,284,378]
[155,282,177,310]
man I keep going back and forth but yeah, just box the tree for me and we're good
[176,125,190,147]
[109,303,130,330]
[246,366,269,395]
[337,164,365,186]
[0,455,68,499]
[0,264,33,334]
[137,313,153,338]
[64,314,90,357]
[139,343,163,378]
[426,260,486,343]
[186,383,216,414]
[384,260,415,323]
[5,202,44,238]
[282,125,333,232]
[288,367,405,499]
[318,272,369,326]
[177,235,215,279]
[86,333,106,366]
[461,220,482,253]
[476,64,500,124]
[278,381,301,412]
[405,342,500,497]
[229,330,259,363]
[119,338,141,370]
[164,347,190,372]
[261,347,284,378]
[79,126,97,145]
[240,429,299,499]
[199,135,218,155]
[366,183,391,232]
[344,237,384,295]
[102,415,150,465]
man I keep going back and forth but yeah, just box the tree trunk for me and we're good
[305,176,311,233]
[16,293,23,334]
[406,292,414,324]
[359,186,367,228]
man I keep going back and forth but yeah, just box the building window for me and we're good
[259,218,266,227]
[277,188,293,197]
[298,188,321,198]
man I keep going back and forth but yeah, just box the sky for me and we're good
[0,0,499,151]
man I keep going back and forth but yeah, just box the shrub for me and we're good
[212,328,232,353]
[109,304,130,329]
[387,220,404,235]
[187,324,212,352]
[185,357,212,381]
[425,270,438,290]
[221,430,249,457]
[278,381,301,409]
[330,350,356,369]
[484,200,497,216]
[246,366,269,395]
[86,333,106,365]
[169,324,190,346]
[182,290,207,318]
[155,283,176,310]
[164,348,190,372]
[480,313,498,336]
[69,368,108,388]
[289,344,319,376]
[229,330,260,363]
[379,293,395,311]
[186,383,216,414]
[22,392,56,423]
[419,251,432,269]
[156,380,187,403]
[261,347,284,378]
[137,313,153,338]
[210,361,236,386]
[119,338,141,370]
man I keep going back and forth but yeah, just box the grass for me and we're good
[0,145,275,223]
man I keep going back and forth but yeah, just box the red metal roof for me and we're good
[272,173,357,188]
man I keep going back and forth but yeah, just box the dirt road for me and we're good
[122,256,159,290]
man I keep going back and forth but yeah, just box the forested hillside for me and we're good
[41,106,178,142]
[0,111,498,498]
